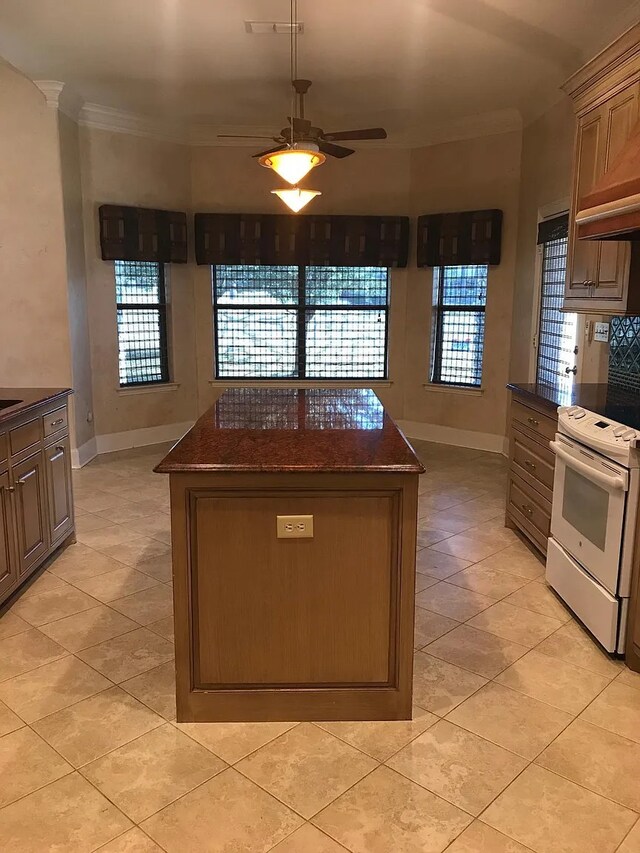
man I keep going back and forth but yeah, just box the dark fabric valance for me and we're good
[99,205,188,263]
[194,213,410,268]
[537,213,569,245]
[416,209,503,267]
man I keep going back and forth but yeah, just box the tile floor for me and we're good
[0,440,639,851]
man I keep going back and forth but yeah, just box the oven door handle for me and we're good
[550,441,627,491]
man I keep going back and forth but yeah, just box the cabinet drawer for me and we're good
[9,419,41,457]
[511,400,557,445]
[511,428,555,497]
[508,473,551,541]
[43,407,68,438]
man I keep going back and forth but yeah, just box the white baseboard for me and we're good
[397,419,508,455]
[71,437,98,469]
[95,421,194,456]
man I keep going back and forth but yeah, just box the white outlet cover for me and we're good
[594,322,609,343]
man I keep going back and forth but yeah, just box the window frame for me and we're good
[430,264,488,388]
[115,260,170,388]
[211,265,390,381]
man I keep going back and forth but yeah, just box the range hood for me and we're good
[576,118,640,240]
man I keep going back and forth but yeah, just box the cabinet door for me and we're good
[0,471,18,601]
[596,84,640,298]
[13,451,48,576]
[566,108,602,300]
[45,437,73,546]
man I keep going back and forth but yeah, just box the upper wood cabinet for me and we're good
[563,26,640,314]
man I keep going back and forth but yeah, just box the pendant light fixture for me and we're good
[266,0,322,212]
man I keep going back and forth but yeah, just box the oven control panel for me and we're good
[558,406,639,465]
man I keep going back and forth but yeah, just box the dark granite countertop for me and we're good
[155,387,424,474]
[508,382,640,430]
[0,388,72,427]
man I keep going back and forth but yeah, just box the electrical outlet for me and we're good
[594,321,610,343]
[277,515,314,538]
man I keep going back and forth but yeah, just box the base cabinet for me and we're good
[0,472,17,601]
[45,438,73,546]
[13,451,47,576]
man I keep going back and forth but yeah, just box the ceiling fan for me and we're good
[218,77,388,161]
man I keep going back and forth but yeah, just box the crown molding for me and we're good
[407,108,522,149]
[34,80,83,121]
[78,102,187,145]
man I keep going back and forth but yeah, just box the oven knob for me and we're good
[573,408,586,420]
[622,430,636,442]
[614,426,627,437]
[567,406,581,417]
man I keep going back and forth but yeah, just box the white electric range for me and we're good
[547,405,639,653]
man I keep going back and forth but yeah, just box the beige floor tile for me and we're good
[537,718,640,811]
[447,681,572,760]
[416,582,494,621]
[447,565,528,600]
[482,764,636,853]
[77,524,143,550]
[464,520,521,549]
[318,706,437,762]
[473,542,545,580]
[48,546,129,585]
[417,526,454,548]
[0,655,111,722]
[619,822,640,853]
[96,500,163,524]
[430,533,508,563]
[9,586,98,627]
[33,685,164,766]
[0,628,67,682]
[20,571,69,598]
[71,566,160,603]
[147,615,175,642]
[415,574,439,593]
[414,607,459,648]
[536,620,623,678]
[0,699,23,736]
[122,516,171,543]
[495,650,611,714]
[37,604,138,652]
[0,772,131,851]
[416,549,471,579]
[503,581,572,622]
[425,510,475,534]
[617,666,640,690]
[446,821,532,852]
[110,584,173,625]
[75,513,114,534]
[0,727,72,806]
[425,625,528,678]
[96,827,165,852]
[135,552,173,583]
[141,767,302,852]
[75,491,135,513]
[580,680,640,743]
[82,723,225,822]
[121,660,177,720]
[467,601,564,647]
[412,652,486,715]
[314,765,471,853]
[78,627,174,684]
[237,722,377,819]
[176,720,298,764]
[270,823,347,851]
[388,720,526,816]
[102,537,171,568]
[0,611,31,640]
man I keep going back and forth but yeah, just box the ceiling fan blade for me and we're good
[217,134,279,140]
[318,141,355,159]
[251,144,288,159]
[323,128,388,141]
[287,116,312,134]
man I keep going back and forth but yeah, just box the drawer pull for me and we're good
[50,418,64,428]
[527,417,540,427]
[524,459,537,471]
[521,504,534,516]
[17,470,35,486]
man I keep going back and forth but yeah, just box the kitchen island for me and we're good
[155,387,423,722]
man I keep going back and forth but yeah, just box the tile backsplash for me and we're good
[609,316,640,393]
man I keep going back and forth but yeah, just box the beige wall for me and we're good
[79,128,198,438]
[0,62,72,390]
[403,130,523,438]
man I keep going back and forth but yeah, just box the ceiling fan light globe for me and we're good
[272,187,321,213]
[260,149,325,185]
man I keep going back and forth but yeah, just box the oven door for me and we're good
[550,434,628,595]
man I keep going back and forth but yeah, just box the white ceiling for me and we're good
[1,0,639,142]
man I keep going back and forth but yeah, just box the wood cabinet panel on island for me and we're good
[156,387,423,723]
[0,390,75,608]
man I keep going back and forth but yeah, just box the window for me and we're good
[115,260,169,387]
[535,215,578,394]
[212,265,389,380]
[430,265,488,387]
